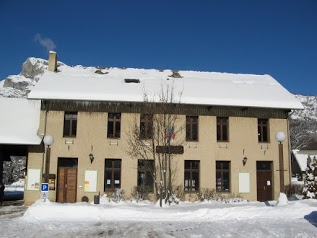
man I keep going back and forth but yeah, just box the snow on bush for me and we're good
[302,155,317,199]
[4,179,25,191]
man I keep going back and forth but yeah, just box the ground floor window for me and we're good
[184,160,200,191]
[104,159,121,191]
[137,160,154,192]
[216,161,230,192]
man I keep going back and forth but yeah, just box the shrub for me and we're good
[284,184,304,197]
[105,188,125,202]
[197,188,244,203]
[131,186,151,202]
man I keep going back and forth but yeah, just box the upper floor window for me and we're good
[107,113,121,138]
[186,116,198,141]
[63,112,77,137]
[216,161,230,192]
[140,114,153,140]
[258,118,269,142]
[138,160,154,192]
[104,159,121,191]
[184,160,200,192]
[217,117,228,142]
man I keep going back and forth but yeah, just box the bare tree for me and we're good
[126,84,184,207]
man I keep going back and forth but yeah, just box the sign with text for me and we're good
[41,183,49,201]
[156,145,184,154]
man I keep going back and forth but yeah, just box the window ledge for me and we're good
[64,139,74,144]
[187,142,198,148]
[108,140,119,146]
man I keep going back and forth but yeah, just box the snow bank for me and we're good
[276,193,288,206]
[21,199,317,223]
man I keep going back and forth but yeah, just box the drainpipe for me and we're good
[41,100,48,182]
[287,111,295,186]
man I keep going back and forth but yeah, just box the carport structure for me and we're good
[0,98,42,183]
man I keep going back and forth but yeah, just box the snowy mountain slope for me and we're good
[292,95,317,120]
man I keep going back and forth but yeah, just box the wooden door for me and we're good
[256,161,273,202]
[57,167,77,203]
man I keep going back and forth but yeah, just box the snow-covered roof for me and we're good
[28,65,304,110]
[292,150,317,171]
[0,98,41,145]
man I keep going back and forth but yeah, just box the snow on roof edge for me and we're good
[27,95,304,110]
[27,64,304,110]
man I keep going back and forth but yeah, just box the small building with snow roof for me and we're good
[291,150,317,180]
[0,98,42,183]
[22,52,303,205]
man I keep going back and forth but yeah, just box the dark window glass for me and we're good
[104,159,121,190]
[216,161,230,192]
[186,116,198,141]
[140,114,153,140]
[63,112,77,137]
[217,117,228,142]
[258,118,269,142]
[58,158,78,168]
[137,160,154,192]
[184,160,200,191]
[257,161,272,170]
[107,113,121,138]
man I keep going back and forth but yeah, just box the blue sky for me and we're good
[0,0,316,95]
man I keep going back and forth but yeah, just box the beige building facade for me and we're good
[24,101,291,205]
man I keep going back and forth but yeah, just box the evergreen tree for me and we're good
[302,155,317,199]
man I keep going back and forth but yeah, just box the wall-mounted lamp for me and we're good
[242,157,248,166]
[89,153,94,164]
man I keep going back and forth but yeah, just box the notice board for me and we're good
[239,173,250,193]
[84,170,97,192]
[27,169,41,191]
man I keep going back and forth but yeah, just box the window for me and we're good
[63,112,77,137]
[107,113,121,138]
[216,161,230,192]
[184,160,200,191]
[258,118,269,142]
[186,116,198,141]
[104,159,121,190]
[138,160,154,192]
[140,114,153,140]
[217,117,228,142]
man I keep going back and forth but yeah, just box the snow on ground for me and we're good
[1,197,317,238]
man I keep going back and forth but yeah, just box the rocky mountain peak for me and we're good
[21,57,48,81]
[0,57,64,98]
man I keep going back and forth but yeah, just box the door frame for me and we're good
[57,158,78,203]
[256,161,273,202]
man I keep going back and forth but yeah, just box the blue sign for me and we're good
[41,183,49,192]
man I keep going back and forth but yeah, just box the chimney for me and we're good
[48,51,57,72]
